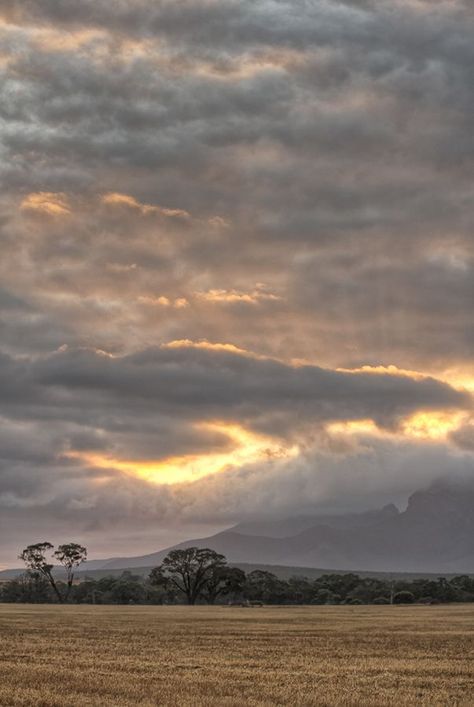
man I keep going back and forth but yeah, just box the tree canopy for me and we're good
[150,547,228,604]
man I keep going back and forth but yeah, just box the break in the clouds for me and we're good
[0,0,473,565]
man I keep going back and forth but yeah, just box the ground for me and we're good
[0,604,473,706]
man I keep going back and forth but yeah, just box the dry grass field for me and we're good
[0,604,473,706]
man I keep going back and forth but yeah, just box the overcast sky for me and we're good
[0,0,472,566]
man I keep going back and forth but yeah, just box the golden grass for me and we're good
[0,604,473,706]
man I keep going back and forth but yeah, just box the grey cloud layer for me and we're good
[6,344,469,421]
[1,0,473,368]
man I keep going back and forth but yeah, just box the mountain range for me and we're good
[90,479,474,574]
[2,479,474,578]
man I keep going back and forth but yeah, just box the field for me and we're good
[0,604,473,706]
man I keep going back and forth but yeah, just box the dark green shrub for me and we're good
[393,591,415,604]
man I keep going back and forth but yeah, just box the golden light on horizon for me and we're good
[400,410,468,440]
[64,422,299,485]
[326,410,470,442]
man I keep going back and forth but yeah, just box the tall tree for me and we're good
[53,543,87,601]
[19,542,63,603]
[150,547,227,604]
[19,541,87,603]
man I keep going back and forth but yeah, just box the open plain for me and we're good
[0,604,473,706]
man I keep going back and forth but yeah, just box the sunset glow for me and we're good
[101,192,190,219]
[65,423,299,485]
[400,411,469,440]
[20,192,71,216]
[327,411,470,442]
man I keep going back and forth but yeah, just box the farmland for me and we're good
[0,604,473,706]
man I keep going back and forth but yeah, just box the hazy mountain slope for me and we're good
[3,480,474,576]
[232,504,400,538]
[116,480,474,573]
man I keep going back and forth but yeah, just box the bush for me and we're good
[0,572,53,603]
[372,596,390,604]
[393,591,415,604]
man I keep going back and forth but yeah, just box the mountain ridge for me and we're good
[2,479,474,577]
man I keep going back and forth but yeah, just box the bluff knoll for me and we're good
[73,479,474,575]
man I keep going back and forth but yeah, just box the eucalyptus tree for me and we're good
[19,541,87,603]
[150,547,227,604]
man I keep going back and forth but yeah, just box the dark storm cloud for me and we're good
[1,344,469,425]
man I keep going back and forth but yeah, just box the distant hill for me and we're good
[232,504,400,538]
[2,479,474,579]
[89,480,474,573]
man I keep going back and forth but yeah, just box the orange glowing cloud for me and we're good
[336,364,427,380]
[400,411,470,440]
[161,340,268,359]
[196,288,281,304]
[20,192,71,216]
[101,192,190,218]
[325,419,381,437]
[138,295,189,308]
[337,365,474,394]
[326,410,471,442]
[185,48,309,80]
[31,28,107,54]
[64,422,298,485]
[436,371,474,394]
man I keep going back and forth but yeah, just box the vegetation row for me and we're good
[2,542,474,606]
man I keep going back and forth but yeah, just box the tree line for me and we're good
[2,543,474,606]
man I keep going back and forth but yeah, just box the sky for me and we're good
[0,0,473,567]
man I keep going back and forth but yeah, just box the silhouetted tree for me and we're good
[244,570,289,604]
[53,543,87,601]
[19,542,63,603]
[287,576,314,604]
[393,590,415,604]
[201,566,246,604]
[0,571,52,603]
[450,575,474,601]
[19,541,87,603]
[314,573,361,600]
[312,588,340,605]
[110,578,146,604]
[150,547,227,604]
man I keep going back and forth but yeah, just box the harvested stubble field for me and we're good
[0,604,473,706]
